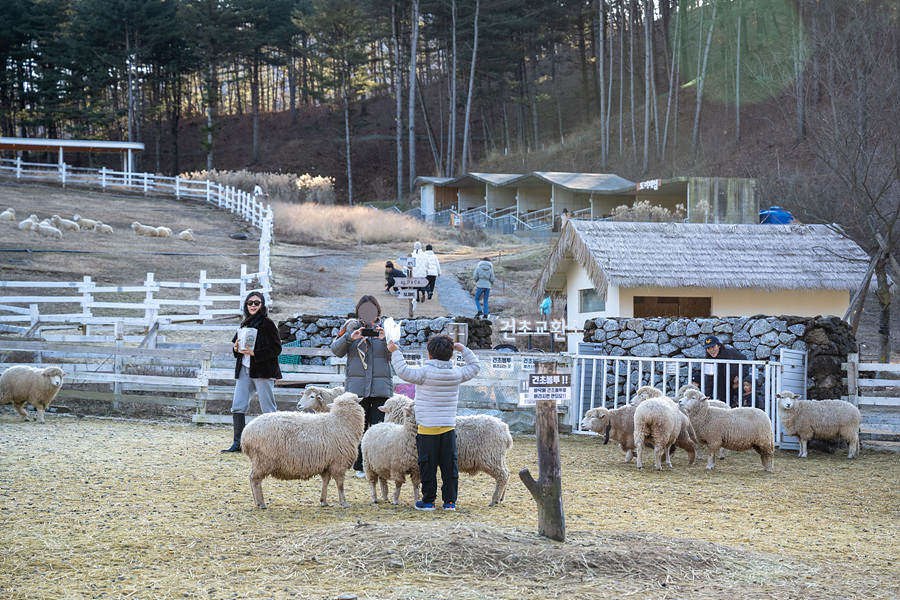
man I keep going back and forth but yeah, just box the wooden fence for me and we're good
[845,353,900,441]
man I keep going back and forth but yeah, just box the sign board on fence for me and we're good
[398,289,416,299]
[522,356,537,371]
[521,373,571,405]
[396,257,414,268]
[395,277,428,288]
[402,353,422,368]
[491,355,514,371]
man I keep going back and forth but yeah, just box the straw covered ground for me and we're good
[1,414,899,600]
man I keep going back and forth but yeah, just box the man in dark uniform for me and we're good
[692,335,748,403]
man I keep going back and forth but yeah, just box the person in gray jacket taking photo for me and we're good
[472,257,495,319]
[331,295,394,478]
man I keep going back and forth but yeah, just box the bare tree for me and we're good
[408,0,419,194]
[392,2,404,200]
[460,0,480,173]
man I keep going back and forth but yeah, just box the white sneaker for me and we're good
[355,470,366,478]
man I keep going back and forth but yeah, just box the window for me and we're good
[633,296,711,318]
[579,288,606,313]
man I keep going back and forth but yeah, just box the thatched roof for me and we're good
[533,221,871,300]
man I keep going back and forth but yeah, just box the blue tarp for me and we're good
[759,206,794,224]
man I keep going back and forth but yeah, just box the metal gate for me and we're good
[572,351,808,449]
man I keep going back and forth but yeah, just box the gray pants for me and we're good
[231,366,277,414]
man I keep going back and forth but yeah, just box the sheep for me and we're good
[296,385,345,413]
[51,215,80,231]
[132,222,159,236]
[35,223,63,239]
[93,222,114,234]
[383,394,513,506]
[154,226,172,237]
[673,382,729,460]
[0,208,15,221]
[177,229,193,241]
[361,397,421,505]
[18,215,38,230]
[776,391,861,459]
[240,391,364,509]
[679,389,775,472]
[627,386,698,464]
[581,404,638,462]
[633,397,684,470]
[0,366,67,424]
[72,214,98,229]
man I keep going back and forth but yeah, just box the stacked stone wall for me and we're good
[278,315,493,365]
[582,315,855,400]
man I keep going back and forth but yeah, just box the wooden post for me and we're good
[847,352,859,406]
[519,359,565,542]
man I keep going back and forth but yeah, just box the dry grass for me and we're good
[272,202,440,245]
[2,414,898,600]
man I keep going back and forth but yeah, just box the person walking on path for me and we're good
[222,291,282,453]
[472,257,495,319]
[424,244,442,300]
[410,242,429,302]
[387,334,481,511]
[331,295,394,477]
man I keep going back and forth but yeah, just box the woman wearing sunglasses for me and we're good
[222,291,283,453]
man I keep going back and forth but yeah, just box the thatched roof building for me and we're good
[535,221,870,298]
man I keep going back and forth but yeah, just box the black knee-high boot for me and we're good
[222,412,246,453]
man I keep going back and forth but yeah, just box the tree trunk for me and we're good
[393,3,404,201]
[417,74,442,174]
[642,0,651,173]
[598,0,607,168]
[629,0,636,162]
[662,0,682,160]
[449,0,458,176]
[577,12,591,121]
[691,0,718,158]
[252,54,260,164]
[343,72,353,206]
[461,0,480,173]
[735,14,742,143]
[875,257,892,362]
[408,0,420,194]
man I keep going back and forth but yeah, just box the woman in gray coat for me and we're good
[331,295,394,477]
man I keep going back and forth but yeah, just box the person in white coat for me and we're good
[410,241,428,302]
[423,244,441,300]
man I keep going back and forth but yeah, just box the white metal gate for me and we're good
[571,351,808,449]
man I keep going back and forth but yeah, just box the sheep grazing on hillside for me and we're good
[93,222,114,234]
[240,392,364,509]
[776,391,861,459]
[177,229,194,241]
[296,385,346,413]
[154,226,172,237]
[73,214,98,229]
[361,397,420,505]
[0,365,67,424]
[383,394,513,506]
[131,222,158,236]
[679,389,774,472]
[633,397,685,470]
[0,208,15,221]
[51,215,80,231]
[35,223,63,239]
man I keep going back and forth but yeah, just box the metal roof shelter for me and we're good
[0,137,145,174]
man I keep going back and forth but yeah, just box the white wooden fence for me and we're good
[0,156,274,300]
[845,353,900,440]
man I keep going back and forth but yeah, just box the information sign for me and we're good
[395,277,429,288]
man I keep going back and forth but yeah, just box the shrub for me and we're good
[272,202,437,245]
[181,170,335,204]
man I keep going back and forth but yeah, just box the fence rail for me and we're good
[845,353,900,437]
[0,157,273,300]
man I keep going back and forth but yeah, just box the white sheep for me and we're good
[177,229,193,241]
[93,222,114,234]
[383,394,512,506]
[581,404,638,462]
[675,382,728,460]
[0,366,67,424]
[679,389,775,472]
[18,215,38,230]
[73,214,98,229]
[776,391,861,459]
[35,223,63,239]
[0,208,15,221]
[361,397,421,505]
[240,391,364,509]
[132,222,158,236]
[51,215,80,231]
[628,386,699,463]
[296,385,345,413]
[155,226,172,237]
[633,397,684,470]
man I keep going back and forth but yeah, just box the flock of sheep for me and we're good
[581,384,862,473]
[0,207,192,240]
[0,367,864,509]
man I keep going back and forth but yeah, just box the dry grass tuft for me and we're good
[272,201,438,245]
[1,414,898,599]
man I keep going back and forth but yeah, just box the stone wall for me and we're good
[277,315,494,364]
[582,315,855,400]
